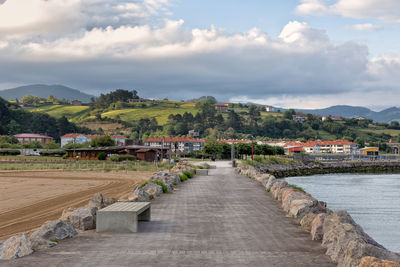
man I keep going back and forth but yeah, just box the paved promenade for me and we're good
[3,161,334,267]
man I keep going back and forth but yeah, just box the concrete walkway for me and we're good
[3,162,334,267]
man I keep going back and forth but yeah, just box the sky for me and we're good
[0,0,400,110]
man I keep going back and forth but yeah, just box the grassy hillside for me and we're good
[102,105,198,125]
[27,105,90,120]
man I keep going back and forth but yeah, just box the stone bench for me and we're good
[196,169,209,175]
[96,202,151,233]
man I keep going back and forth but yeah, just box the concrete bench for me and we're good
[96,202,151,233]
[196,169,209,175]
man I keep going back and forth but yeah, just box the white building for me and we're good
[144,137,205,153]
[61,134,128,148]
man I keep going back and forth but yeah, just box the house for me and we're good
[14,133,53,145]
[265,105,275,112]
[70,100,82,106]
[144,137,205,153]
[60,134,128,148]
[359,147,379,156]
[220,139,252,144]
[287,140,358,154]
[188,130,199,137]
[330,116,344,122]
[293,115,306,123]
[215,103,229,113]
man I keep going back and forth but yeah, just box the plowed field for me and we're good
[0,171,150,240]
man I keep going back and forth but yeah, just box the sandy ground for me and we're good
[0,170,151,240]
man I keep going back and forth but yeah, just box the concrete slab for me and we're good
[2,161,334,267]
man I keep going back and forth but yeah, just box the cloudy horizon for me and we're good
[1,0,400,110]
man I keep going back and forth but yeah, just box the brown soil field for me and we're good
[0,170,150,240]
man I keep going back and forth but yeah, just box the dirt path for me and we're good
[0,171,150,240]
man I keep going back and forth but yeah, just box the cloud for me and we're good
[0,0,172,38]
[296,0,400,22]
[350,23,380,31]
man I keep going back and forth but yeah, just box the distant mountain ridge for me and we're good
[296,105,400,123]
[0,84,95,103]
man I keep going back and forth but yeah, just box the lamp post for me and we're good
[231,141,236,167]
[251,136,254,161]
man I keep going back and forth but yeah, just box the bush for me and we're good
[140,182,148,188]
[98,152,107,160]
[179,174,188,182]
[0,149,21,156]
[151,181,169,193]
[183,171,194,178]
[110,154,136,162]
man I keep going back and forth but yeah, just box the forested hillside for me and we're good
[0,97,90,141]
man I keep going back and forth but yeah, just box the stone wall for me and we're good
[236,163,400,267]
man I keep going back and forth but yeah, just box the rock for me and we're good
[88,193,117,209]
[149,171,180,191]
[265,176,277,191]
[270,180,288,200]
[359,256,400,267]
[141,182,163,197]
[311,213,327,241]
[0,234,33,260]
[60,207,76,220]
[281,189,306,212]
[67,206,97,230]
[30,219,77,251]
[322,210,386,265]
[341,241,400,267]
[300,213,317,232]
[129,187,151,202]
[171,163,196,174]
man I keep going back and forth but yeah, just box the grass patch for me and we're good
[151,180,169,193]
[179,174,188,182]
[183,171,194,178]
[50,238,59,243]
[289,184,307,194]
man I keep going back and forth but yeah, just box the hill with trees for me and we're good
[0,96,90,141]
[0,84,95,103]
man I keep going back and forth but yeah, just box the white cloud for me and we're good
[0,0,172,38]
[350,23,380,31]
[296,0,400,22]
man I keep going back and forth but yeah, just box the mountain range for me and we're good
[0,84,95,103]
[296,105,400,123]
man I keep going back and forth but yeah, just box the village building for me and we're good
[215,103,229,113]
[265,105,276,112]
[144,137,205,153]
[14,133,53,145]
[220,139,252,144]
[283,140,358,154]
[65,145,169,162]
[70,100,82,106]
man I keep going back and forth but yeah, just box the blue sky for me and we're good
[0,0,400,109]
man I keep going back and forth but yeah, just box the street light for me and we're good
[251,136,254,161]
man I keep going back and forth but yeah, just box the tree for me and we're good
[90,136,116,147]
[283,109,296,120]
[43,141,60,149]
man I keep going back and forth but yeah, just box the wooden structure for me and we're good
[66,145,169,162]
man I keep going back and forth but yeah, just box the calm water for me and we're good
[285,174,400,252]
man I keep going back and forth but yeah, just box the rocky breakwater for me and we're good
[257,161,400,178]
[236,164,400,267]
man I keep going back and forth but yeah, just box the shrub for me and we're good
[110,154,136,162]
[0,149,21,156]
[97,152,107,160]
[50,238,59,243]
[39,150,66,157]
[149,195,154,200]
[183,171,194,178]
[179,174,188,182]
[289,184,306,194]
[151,181,169,193]
[140,182,148,188]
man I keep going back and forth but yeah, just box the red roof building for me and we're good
[14,133,53,145]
